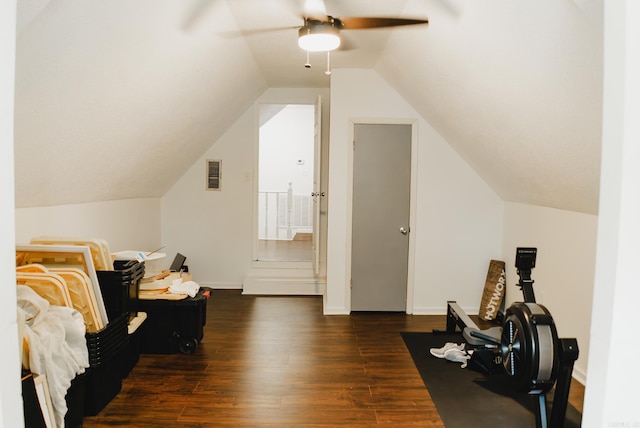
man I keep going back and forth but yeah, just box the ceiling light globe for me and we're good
[298,24,341,52]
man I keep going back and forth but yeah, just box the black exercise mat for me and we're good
[401,332,582,428]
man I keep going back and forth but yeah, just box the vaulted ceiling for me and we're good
[14,0,603,214]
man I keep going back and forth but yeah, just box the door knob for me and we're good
[400,227,408,235]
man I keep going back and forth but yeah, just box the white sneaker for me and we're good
[429,342,465,358]
[444,348,471,368]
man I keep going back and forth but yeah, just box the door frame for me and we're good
[345,118,418,313]
[249,90,329,277]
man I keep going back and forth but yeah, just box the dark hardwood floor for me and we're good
[82,290,584,427]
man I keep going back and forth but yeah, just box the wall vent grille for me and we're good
[206,159,221,190]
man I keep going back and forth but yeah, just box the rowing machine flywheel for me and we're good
[500,302,559,394]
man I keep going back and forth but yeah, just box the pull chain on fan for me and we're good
[301,50,332,75]
[325,51,331,75]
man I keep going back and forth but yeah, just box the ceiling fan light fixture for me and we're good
[298,22,341,52]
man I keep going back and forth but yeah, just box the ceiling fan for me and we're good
[217,0,429,75]
[297,15,429,52]
[295,12,428,74]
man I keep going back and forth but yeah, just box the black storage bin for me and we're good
[86,312,129,366]
[121,312,146,378]
[138,288,211,354]
[97,260,144,322]
[22,369,86,428]
[83,361,121,417]
[84,313,129,416]
[22,372,47,428]
[64,372,85,428]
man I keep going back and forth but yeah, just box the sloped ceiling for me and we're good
[14,0,268,208]
[14,0,603,214]
[378,0,603,214]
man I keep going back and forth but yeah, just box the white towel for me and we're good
[169,279,200,298]
[18,285,89,428]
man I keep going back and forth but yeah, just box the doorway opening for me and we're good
[257,103,315,262]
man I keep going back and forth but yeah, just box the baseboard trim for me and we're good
[197,281,242,289]
[323,307,350,315]
[572,366,586,385]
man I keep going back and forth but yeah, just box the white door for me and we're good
[351,124,411,311]
[311,96,322,274]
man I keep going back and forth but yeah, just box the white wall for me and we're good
[161,88,330,288]
[502,202,597,383]
[1,1,23,426]
[161,107,254,288]
[15,198,162,253]
[259,104,314,195]
[326,69,504,315]
[583,1,640,425]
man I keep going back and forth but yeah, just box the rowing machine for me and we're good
[434,248,579,428]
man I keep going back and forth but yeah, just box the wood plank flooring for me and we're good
[82,290,584,427]
[257,239,312,261]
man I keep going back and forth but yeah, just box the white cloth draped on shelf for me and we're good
[17,285,89,428]
[169,279,200,298]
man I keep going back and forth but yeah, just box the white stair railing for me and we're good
[259,183,312,240]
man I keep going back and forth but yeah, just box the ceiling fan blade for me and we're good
[337,17,428,30]
[218,26,299,39]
